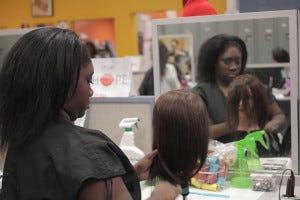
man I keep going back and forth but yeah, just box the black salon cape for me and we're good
[0,119,140,200]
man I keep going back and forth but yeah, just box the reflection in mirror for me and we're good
[152,10,298,174]
[156,18,290,87]
[159,34,194,84]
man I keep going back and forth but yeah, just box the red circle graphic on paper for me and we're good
[100,73,114,86]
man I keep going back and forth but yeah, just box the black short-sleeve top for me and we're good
[192,82,226,124]
[0,120,140,200]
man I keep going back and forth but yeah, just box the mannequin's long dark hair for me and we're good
[150,90,209,189]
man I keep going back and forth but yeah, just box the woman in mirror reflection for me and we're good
[192,34,287,144]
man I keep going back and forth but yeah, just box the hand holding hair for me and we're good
[134,149,158,181]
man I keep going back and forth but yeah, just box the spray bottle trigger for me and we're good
[246,130,268,150]
[247,145,258,158]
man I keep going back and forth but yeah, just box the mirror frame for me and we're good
[152,9,299,174]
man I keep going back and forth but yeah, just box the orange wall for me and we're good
[73,19,115,46]
[210,0,226,14]
[0,0,226,56]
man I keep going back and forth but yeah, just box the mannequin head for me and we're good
[151,89,209,188]
[227,74,269,130]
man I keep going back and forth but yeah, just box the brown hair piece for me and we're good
[150,89,209,188]
[226,74,270,130]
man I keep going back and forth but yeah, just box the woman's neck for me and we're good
[60,109,71,121]
[237,112,260,132]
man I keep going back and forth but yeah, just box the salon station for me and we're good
[1,1,300,200]
[145,9,299,200]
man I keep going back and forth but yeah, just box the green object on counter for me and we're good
[230,130,268,188]
[245,130,268,170]
[231,141,251,188]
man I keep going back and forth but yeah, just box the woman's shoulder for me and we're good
[41,120,130,176]
[3,120,133,200]
[43,120,107,140]
[44,120,119,151]
[192,82,218,94]
[26,120,123,165]
[193,82,218,89]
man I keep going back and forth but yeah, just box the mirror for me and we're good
[152,10,299,174]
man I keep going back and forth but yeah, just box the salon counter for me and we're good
[141,184,264,200]
[141,178,300,200]
[141,157,299,200]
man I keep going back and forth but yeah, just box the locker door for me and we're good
[237,20,255,64]
[256,18,275,63]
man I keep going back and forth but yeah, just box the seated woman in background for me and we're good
[150,89,209,199]
[139,41,182,95]
[159,41,182,94]
[167,52,187,88]
[225,74,287,156]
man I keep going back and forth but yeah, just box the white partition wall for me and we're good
[84,96,155,154]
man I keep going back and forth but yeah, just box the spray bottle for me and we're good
[230,130,268,188]
[119,118,145,165]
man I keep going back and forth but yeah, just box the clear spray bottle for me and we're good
[119,118,145,165]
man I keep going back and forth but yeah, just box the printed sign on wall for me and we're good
[91,57,132,97]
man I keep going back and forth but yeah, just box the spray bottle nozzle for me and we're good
[119,118,140,131]
[233,130,267,158]
[244,130,269,157]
